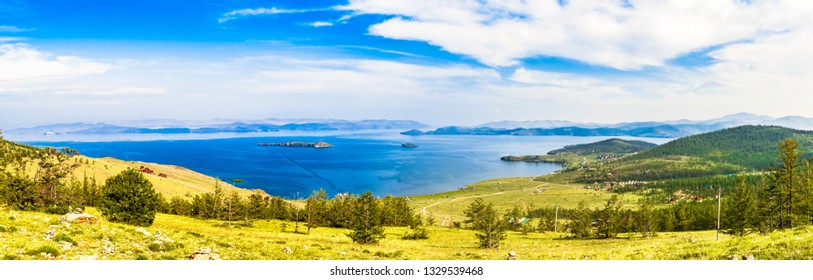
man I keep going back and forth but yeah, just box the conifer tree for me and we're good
[346,191,385,244]
[569,200,593,239]
[723,177,758,236]
[99,169,159,226]
[464,198,506,248]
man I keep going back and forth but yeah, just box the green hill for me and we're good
[627,125,813,169]
[548,138,657,155]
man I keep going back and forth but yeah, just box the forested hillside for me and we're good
[628,125,813,169]
[547,138,657,155]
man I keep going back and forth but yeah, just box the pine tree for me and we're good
[723,177,758,236]
[305,189,328,233]
[767,138,802,228]
[464,198,506,248]
[99,169,159,226]
[634,202,657,237]
[569,200,593,239]
[346,191,385,244]
[597,195,622,238]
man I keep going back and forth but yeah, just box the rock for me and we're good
[102,244,115,255]
[135,227,151,237]
[44,229,56,240]
[59,241,73,250]
[59,213,98,224]
[154,231,174,244]
[340,251,347,256]
[727,254,738,260]
[507,251,518,260]
[283,247,293,254]
[189,248,220,260]
[742,255,755,260]
[78,255,98,260]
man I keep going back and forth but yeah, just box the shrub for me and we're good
[26,245,60,257]
[99,169,159,226]
[54,233,77,245]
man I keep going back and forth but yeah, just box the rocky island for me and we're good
[258,141,333,148]
[401,143,419,148]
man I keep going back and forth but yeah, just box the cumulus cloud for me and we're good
[341,0,813,69]
[0,44,111,81]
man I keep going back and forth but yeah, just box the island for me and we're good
[258,141,333,148]
[401,143,419,148]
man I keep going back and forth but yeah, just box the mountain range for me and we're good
[6,119,428,136]
[403,113,813,138]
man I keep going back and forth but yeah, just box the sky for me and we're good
[2,0,813,129]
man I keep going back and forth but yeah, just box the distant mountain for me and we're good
[404,113,813,138]
[7,119,428,135]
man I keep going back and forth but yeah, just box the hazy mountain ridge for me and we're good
[6,119,428,135]
[406,113,813,138]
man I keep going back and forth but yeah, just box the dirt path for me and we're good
[420,183,549,216]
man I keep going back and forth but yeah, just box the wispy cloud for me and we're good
[308,21,334,28]
[219,7,332,23]
[0,26,32,33]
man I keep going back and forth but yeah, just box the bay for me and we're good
[23,132,671,198]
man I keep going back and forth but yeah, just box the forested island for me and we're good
[258,141,333,148]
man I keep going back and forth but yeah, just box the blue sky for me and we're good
[2,0,813,129]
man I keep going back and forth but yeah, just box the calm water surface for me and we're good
[23,132,670,198]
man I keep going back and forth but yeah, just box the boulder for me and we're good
[507,251,517,260]
[59,213,98,224]
[189,248,220,260]
[44,229,56,240]
[135,227,151,237]
[283,247,293,254]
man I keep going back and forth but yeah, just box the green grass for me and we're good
[2,205,813,260]
[409,177,643,223]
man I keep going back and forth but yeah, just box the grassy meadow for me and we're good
[3,204,813,260]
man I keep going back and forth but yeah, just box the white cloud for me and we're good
[219,7,330,23]
[0,44,111,81]
[342,0,813,69]
[0,26,31,33]
[309,21,334,28]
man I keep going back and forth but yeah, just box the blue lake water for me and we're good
[22,132,671,198]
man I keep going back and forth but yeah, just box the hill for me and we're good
[627,125,813,170]
[540,125,813,183]
[547,138,657,155]
[501,138,656,169]
[1,138,256,199]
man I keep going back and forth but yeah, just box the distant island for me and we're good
[258,141,333,148]
[401,143,419,148]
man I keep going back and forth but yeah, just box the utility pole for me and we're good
[716,186,721,241]
[554,204,559,234]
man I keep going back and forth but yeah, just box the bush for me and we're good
[26,245,60,257]
[54,233,77,245]
[99,169,159,226]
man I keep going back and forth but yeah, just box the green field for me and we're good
[410,177,643,224]
[3,205,812,260]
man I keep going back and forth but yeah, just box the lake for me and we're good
[22,132,671,198]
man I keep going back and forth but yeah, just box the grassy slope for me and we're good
[3,206,812,260]
[409,177,643,224]
[66,156,256,198]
